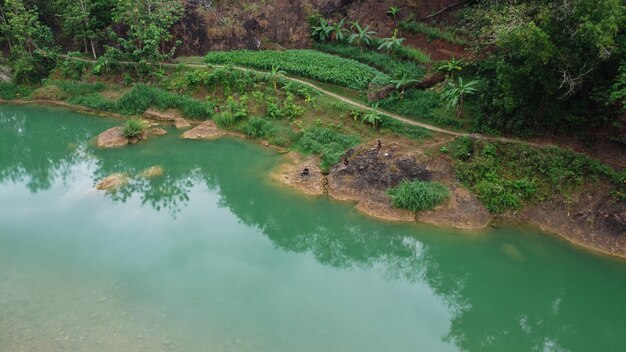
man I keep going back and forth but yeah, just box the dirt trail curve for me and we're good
[66,56,543,147]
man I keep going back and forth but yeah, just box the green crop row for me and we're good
[205,50,389,89]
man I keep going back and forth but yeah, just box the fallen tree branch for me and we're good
[423,0,471,20]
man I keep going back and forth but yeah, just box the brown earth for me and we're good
[174,0,469,60]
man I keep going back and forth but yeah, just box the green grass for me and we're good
[451,137,622,214]
[296,127,360,172]
[68,94,117,111]
[205,50,389,89]
[314,42,425,80]
[51,80,106,96]
[387,180,450,211]
[123,118,145,138]
[399,20,469,46]
[116,84,214,119]
[0,82,33,100]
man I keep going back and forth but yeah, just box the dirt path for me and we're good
[61,57,576,149]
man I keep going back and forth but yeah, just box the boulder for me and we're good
[96,173,129,190]
[148,127,168,136]
[174,118,192,129]
[142,108,180,121]
[97,126,128,148]
[181,120,225,140]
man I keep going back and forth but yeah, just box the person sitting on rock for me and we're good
[300,168,310,177]
[343,158,350,167]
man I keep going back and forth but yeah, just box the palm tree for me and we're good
[378,29,405,53]
[312,18,332,42]
[265,66,286,93]
[348,22,377,50]
[390,75,419,99]
[330,19,347,42]
[441,77,479,118]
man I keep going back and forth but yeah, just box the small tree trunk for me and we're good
[90,39,97,59]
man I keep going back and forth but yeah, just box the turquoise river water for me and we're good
[0,104,625,352]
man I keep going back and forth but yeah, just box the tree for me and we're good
[438,57,463,78]
[348,22,376,50]
[311,18,332,42]
[0,0,55,83]
[378,29,404,53]
[330,18,347,42]
[110,0,184,63]
[441,77,479,118]
[390,75,419,99]
[362,104,383,129]
[468,0,626,133]
[55,0,114,59]
[265,65,286,93]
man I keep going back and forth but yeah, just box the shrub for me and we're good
[51,80,106,96]
[58,53,90,80]
[0,82,33,100]
[244,117,272,139]
[116,84,213,119]
[123,118,145,138]
[387,180,450,211]
[69,94,116,111]
[451,138,622,214]
[205,50,387,89]
[296,127,360,172]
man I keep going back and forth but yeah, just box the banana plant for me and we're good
[441,77,479,118]
[348,21,377,50]
[378,29,405,53]
[390,74,419,99]
[311,18,333,42]
[265,66,286,93]
[330,18,348,42]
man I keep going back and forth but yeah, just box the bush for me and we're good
[296,127,360,172]
[0,82,33,100]
[58,53,90,80]
[68,94,116,111]
[205,50,387,89]
[116,84,213,119]
[123,118,145,138]
[50,80,106,96]
[451,138,622,214]
[387,180,450,211]
[244,117,272,139]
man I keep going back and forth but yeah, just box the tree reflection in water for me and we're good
[2,104,625,352]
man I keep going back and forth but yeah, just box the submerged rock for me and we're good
[181,120,225,140]
[148,127,167,136]
[96,173,129,190]
[97,126,128,148]
[140,166,164,178]
[174,118,192,129]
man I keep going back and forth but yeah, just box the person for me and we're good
[300,168,310,177]
[376,139,382,156]
[343,158,350,167]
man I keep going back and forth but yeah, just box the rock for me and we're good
[270,154,325,196]
[140,166,164,178]
[181,120,225,140]
[416,185,492,229]
[174,118,191,129]
[0,65,10,83]
[96,173,129,190]
[97,127,128,148]
[148,127,167,136]
[142,108,180,121]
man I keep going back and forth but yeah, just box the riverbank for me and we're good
[1,97,623,260]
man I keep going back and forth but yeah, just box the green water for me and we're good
[0,105,625,352]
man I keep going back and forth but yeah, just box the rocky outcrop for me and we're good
[519,186,626,258]
[181,120,226,140]
[96,173,129,190]
[270,154,326,196]
[97,126,128,148]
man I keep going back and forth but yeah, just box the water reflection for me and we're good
[1,105,626,352]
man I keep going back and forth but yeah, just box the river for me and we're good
[1,104,625,352]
